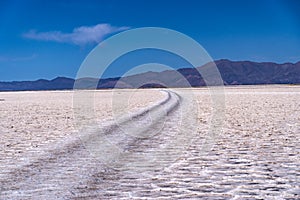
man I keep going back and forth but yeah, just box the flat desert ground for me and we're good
[0,85,299,199]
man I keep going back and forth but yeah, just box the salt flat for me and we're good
[0,89,165,173]
[0,85,299,199]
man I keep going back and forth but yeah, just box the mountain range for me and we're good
[1,59,300,91]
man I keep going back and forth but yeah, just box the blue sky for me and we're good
[0,0,299,81]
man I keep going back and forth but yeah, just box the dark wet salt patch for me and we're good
[262,186,285,191]
[246,182,262,186]
[237,190,260,196]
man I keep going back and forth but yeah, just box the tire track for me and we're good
[0,89,188,199]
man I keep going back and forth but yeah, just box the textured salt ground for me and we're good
[70,86,299,200]
[0,89,182,199]
[1,86,300,199]
[0,89,165,179]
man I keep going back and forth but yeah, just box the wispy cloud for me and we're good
[22,23,130,46]
[0,54,38,62]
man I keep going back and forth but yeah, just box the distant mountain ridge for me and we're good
[1,59,300,91]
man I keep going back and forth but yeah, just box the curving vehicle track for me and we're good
[0,89,198,199]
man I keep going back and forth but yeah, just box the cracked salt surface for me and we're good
[0,85,299,199]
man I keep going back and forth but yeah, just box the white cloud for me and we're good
[0,54,38,62]
[22,23,130,46]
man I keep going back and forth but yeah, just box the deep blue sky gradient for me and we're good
[0,0,299,81]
